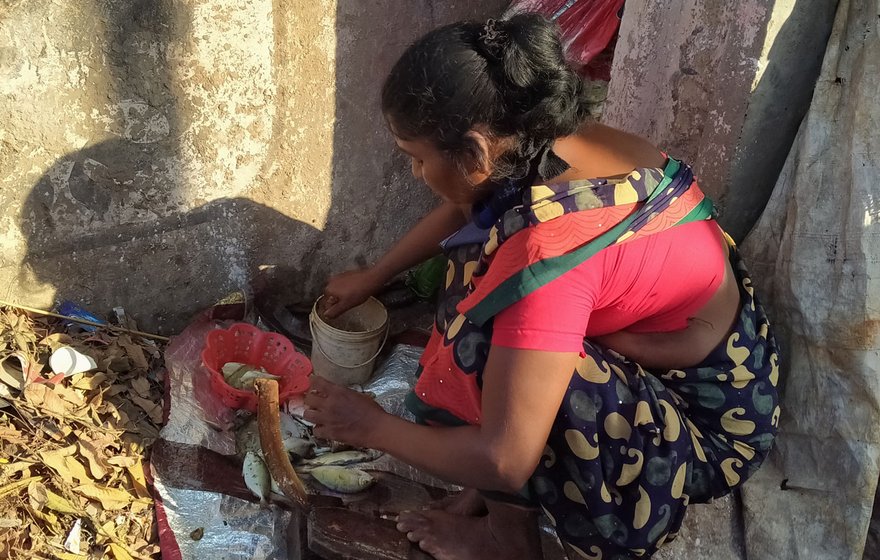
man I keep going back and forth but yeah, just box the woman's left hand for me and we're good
[303,375,387,448]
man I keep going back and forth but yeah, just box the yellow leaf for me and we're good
[39,333,74,351]
[125,460,150,500]
[28,504,58,528]
[100,519,118,538]
[1,460,34,474]
[45,488,81,515]
[39,446,92,485]
[53,552,88,560]
[0,476,38,498]
[107,456,137,468]
[71,372,107,391]
[108,543,136,560]
[74,484,132,511]
[129,499,151,514]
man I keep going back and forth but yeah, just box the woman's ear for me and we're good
[462,130,493,177]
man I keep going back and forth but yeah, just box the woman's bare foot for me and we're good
[430,488,487,516]
[397,499,541,560]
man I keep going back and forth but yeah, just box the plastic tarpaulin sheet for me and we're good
[740,1,880,558]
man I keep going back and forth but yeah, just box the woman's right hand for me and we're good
[321,267,386,319]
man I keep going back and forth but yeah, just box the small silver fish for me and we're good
[238,369,281,389]
[300,449,382,469]
[310,466,375,494]
[279,412,310,440]
[282,436,316,459]
[235,417,261,457]
[242,452,270,505]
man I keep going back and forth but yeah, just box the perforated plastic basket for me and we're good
[201,323,312,412]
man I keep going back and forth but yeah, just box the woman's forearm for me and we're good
[370,201,468,283]
[369,412,514,492]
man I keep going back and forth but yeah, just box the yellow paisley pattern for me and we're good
[577,353,612,383]
[566,429,600,460]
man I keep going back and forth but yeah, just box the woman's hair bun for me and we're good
[383,14,590,180]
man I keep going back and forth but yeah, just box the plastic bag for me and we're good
[504,0,625,79]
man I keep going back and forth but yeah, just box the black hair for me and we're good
[381,14,591,181]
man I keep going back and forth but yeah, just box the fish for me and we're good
[235,417,261,457]
[282,436,316,459]
[238,369,281,389]
[309,465,375,494]
[242,452,271,505]
[299,449,382,470]
[222,362,280,390]
[279,412,311,440]
[222,362,252,386]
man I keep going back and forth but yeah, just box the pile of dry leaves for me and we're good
[0,306,165,559]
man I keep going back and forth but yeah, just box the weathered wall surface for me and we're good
[603,0,839,239]
[0,0,505,333]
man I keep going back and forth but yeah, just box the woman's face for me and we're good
[392,134,491,204]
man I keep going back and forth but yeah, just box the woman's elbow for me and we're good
[486,449,537,494]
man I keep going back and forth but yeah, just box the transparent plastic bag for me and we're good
[505,0,625,79]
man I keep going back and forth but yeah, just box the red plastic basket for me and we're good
[201,323,312,412]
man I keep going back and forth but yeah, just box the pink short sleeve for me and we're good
[490,257,602,353]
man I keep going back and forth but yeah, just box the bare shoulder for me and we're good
[550,122,667,182]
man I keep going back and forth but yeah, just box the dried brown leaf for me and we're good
[0,358,24,391]
[118,337,149,371]
[77,440,111,480]
[74,484,131,511]
[107,385,129,397]
[39,446,91,485]
[128,395,162,425]
[27,480,47,511]
[24,384,73,416]
[129,377,151,399]
[52,384,86,408]
[39,419,68,442]
[129,498,152,515]
[108,357,132,373]
[38,334,73,352]
[84,502,100,518]
[0,424,27,445]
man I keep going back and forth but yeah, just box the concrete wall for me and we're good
[603,0,838,239]
[0,0,506,333]
[0,0,839,331]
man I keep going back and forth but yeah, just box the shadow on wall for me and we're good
[16,0,506,334]
[16,0,324,333]
[324,0,509,282]
[325,1,445,280]
[722,0,839,240]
